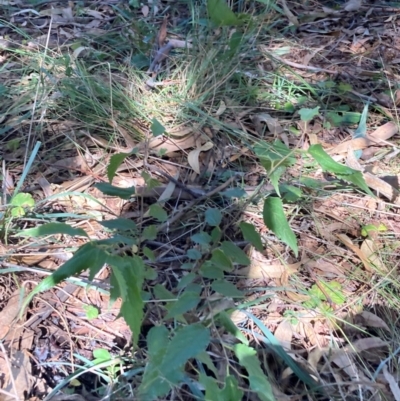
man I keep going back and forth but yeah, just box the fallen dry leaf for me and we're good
[187,142,214,174]
[0,350,33,401]
[360,239,386,272]
[359,311,390,331]
[0,291,23,340]
[335,233,373,272]
[274,320,293,350]
[252,113,283,136]
[351,337,389,352]
[343,0,362,11]
[328,121,398,155]
[383,365,400,401]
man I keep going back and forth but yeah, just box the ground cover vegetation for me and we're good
[1,0,400,399]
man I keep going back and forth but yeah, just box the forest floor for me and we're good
[1,0,400,400]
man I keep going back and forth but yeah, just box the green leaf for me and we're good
[217,311,248,345]
[187,248,202,260]
[153,283,175,300]
[310,281,346,305]
[161,324,210,371]
[100,218,137,233]
[200,262,224,279]
[245,311,319,390]
[280,185,303,203]
[205,208,222,226]
[93,348,111,362]
[200,373,223,401]
[353,102,369,139]
[142,225,157,240]
[211,226,222,243]
[234,344,275,401]
[177,272,196,290]
[220,241,250,266]
[108,255,145,344]
[254,140,295,173]
[143,246,156,261]
[95,182,135,199]
[269,165,286,195]
[298,106,320,122]
[107,152,134,183]
[212,280,243,297]
[148,204,168,222]
[308,144,372,194]
[150,118,166,136]
[139,326,171,399]
[308,144,358,175]
[239,222,263,252]
[22,243,106,312]
[263,197,298,256]
[191,231,212,245]
[166,288,201,319]
[140,324,210,399]
[207,0,241,26]
[210,249,233,271]
[83,305,99,320]
[16,222,88,238]
[11,192,35,208]
[221,376,243,401]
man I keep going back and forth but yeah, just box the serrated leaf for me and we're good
[11,192,34,207]
[207,0,241,26]
[217,311,248,345]
[142,225,157,240]
[263,197,298,256]
[210,249,232,271]
[200,262,224,279]
[177,272,196,290]
[99,218,137,232]
[220,376,243,401]
[143,246,156,261]
[151,118,166,137]
[298,106,320,122]
[148,203,168,222]
[187,248,202,260]
[140,324,210,399]
[205,208,222,226]
[93,348,111,362]
[107,152,131,183]
[95,182,135,199]
[153,283,175,300]
[83,305,99,320]
[166,289,201,319]
[337,172,372,195]
[254,140,295,173]
[220,241,250,266]
[308,144,358,175]
[212,280,243,297]
[309,144,371,193]
[269,165,286,195]
[239,222,263,252]
[108,255,145,344]
[234,344,275,401]
[191,231,212,245]
[160,324,210,372]
[16,222,88,238]
[22,243,105,311]
[139,326,170,399]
